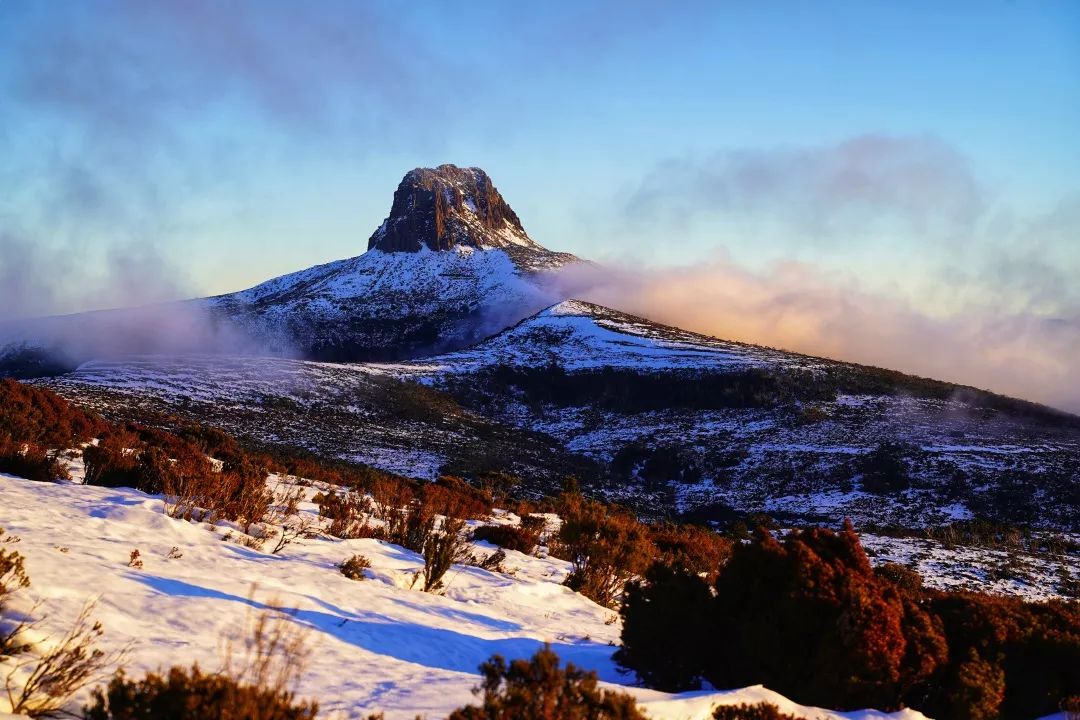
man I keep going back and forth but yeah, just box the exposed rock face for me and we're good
[368,164,540,253]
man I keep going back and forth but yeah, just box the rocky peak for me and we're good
[367,164,542,253]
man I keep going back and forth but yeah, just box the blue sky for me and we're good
[1,1,1077,319]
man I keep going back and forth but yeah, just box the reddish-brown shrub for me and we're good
[420,517,469,592]
[83,665,318,720]
[926,592,1080,719]
[0,435,67,482]
[620,524,947,710]
[472,524,539,555]
[424,476,492,520]
[712,703,800,720]
[555,497,656,608]
[0,379,103,449]
[446,645,646,720]
[649,522,733,582]
[1,526,31,656]
[706,525,946,709]
[338,554,371,581]
[83,431,142,488]
[370,476,415,520]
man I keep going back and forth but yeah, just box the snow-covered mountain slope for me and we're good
[205,245,568,360]
[411,300,816,373]
[41,354,597,489]
[37,297,1080,532]
[0,471,931,720]
[406,301,1080,530]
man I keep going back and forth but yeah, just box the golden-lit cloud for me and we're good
[553,255,1080,413]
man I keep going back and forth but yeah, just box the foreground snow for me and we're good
[0,474,927,719]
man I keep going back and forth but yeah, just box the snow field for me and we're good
[0,473,928,719]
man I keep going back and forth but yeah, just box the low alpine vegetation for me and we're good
[552,493,655,608]
[712,703,801,720]
[83,665,319,720]
[446,645,646,720]
[338,554,371,581]
[471,523,540,555]
[618,522,1080,719]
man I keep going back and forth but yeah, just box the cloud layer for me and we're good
[625,135,984,242]
[554,256,1080,413]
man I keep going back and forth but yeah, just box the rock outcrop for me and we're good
[368,164,539,253]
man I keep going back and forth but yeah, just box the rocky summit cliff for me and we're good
[368,165,537,253]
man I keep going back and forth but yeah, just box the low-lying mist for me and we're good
[550,258,1080,414]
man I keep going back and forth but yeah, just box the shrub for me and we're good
[319,491,372,539]
[140,444,271,527]
[475,470,520,503]
[617,563,714,691]
[933,648,1005,720]
[619,524,947,710]
[338,555,371,581]
[619,522,1080,717]
[926,592,1080,719]
[0,379,103,450]
[4,527,121,716]
[1,527,31,656]
[520,514,547,535]
[4,600,122,718]
[706,525,946,709]
[712,703,800,720]
[383,501,437,554]
[859,442,911,494]
[369,477,415,520]
[472,524,539,555]
[446,645,646,720]
[874,562,923,594]
[649,522,733,582]
[555,496,655,608]
[0,436,67,482]
[82,665,318,720]
[83,432,141,488]
[425,476,492,520]
[420,517,468,593]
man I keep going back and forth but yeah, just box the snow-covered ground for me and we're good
[862,533,1078,602]
[409,300,810,373]
[0,473,928,720]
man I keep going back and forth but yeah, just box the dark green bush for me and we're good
[617,563,713,691]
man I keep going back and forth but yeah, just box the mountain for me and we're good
[0,164,581,372]
[206,164,580,361]
[415,301,1080,528]
[10,163,1079,532]
[41,299,1080,531]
